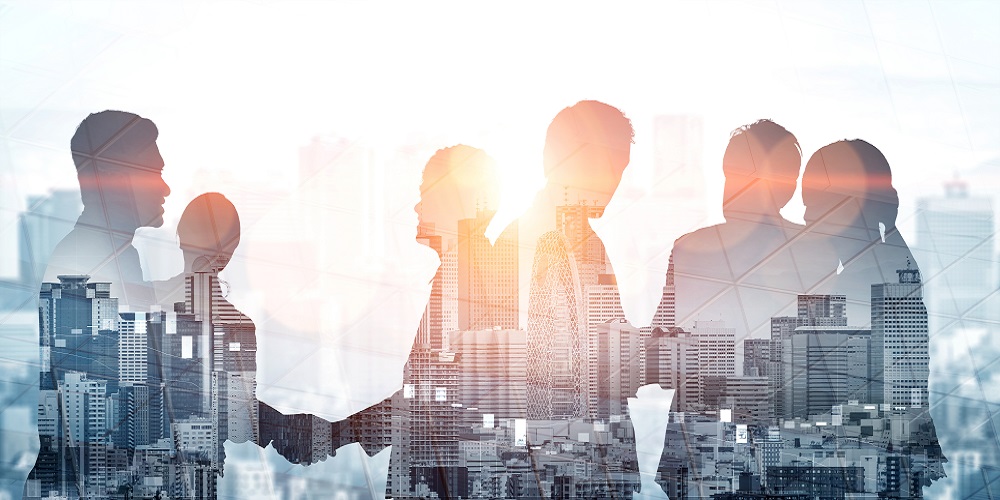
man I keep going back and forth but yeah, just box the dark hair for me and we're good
[71,110,159,172]
[177,192,241,258]
[723,119,801,182]
[543,100,634,179]
[802,139,899,226]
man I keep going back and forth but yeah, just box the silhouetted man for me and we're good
[522,100,642,497]
[282,146,505,500]
[667,119,803,340]
[44,110,170,307]
[25,110,170,499]
[655,119,802,497]
[792,140,947,485]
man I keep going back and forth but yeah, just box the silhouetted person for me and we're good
[655,120,803,498]
[793,139,914,315]
[155,193,260,489]
[523,100,641,497]
[289,146,504,499]
[44,110,170,306]
[26,110,170,498]
[792,140,946,485]
[169,194,376,475]
[667,119,804,338]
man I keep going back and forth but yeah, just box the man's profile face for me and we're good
[126,142,170,228]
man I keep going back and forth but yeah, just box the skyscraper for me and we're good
[917,179,995,311]
[38,275,119,389]
[781,326,871,418]
[584,274,648,418]
[797,295,848,325]
[440,241,459,335]
[416,230,444,348]
[182,260,256,470]
[450,328,527,424]
[393,347,461,495]
[526,231,587,419]
[649,257,676,331]
[555,204,607,291]
[743,338,770,377]
[914,170,998,500]
[691,320,737,400]
[871,261,929,407]
[458,209,518,331]
[591,319,643,419]
[769,295,848,419]
[646,327,699,413]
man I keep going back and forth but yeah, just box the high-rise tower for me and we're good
[526,231,587,419]
[871,260,929,407]
[458,210,518,331]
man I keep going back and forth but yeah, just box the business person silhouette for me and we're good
[27,110,171,499]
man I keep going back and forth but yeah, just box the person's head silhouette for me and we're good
[71,110,171,232]
[802,139,898,232]
[721,119,801,220]
[543,100,634,207]
[177,192,241,273]
[417,145,498,235]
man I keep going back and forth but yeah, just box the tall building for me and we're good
[646,328,700,412]
[585,274,626,341]
[743,338,770,377]
[117,312,150,384]
[61,372,109,445]
[61,371,111,493]
[702,376,771,423]
[758,426,783,488]
[591,319,643,419]
[458,209,518,331]
[157,312,207,421]
[440,241,459,335]
[115,311,168,452]
[585,274,648,418]
[555,204,607,291]
[917,179,995,317]
[406,349,461,467]
[691,320,736,401]
[526,231,587,419]
[183,261,256,470]
[416,231,444,348]
[33,275,122,498]
[769,295,849,419]
[781,326,871,419]
[797,295,848,325]
[650,257,676,331]
[871,260,929,407]
[39,275,119,390]
[915,175,997,500]
[450,329,527,424]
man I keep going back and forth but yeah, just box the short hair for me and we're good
[177,192,241,258]
[543,100,634,179]
[723,119,801,183]
[71,110,160,173]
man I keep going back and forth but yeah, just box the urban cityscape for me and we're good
[0,111,996,500]
[4,172,996,499]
